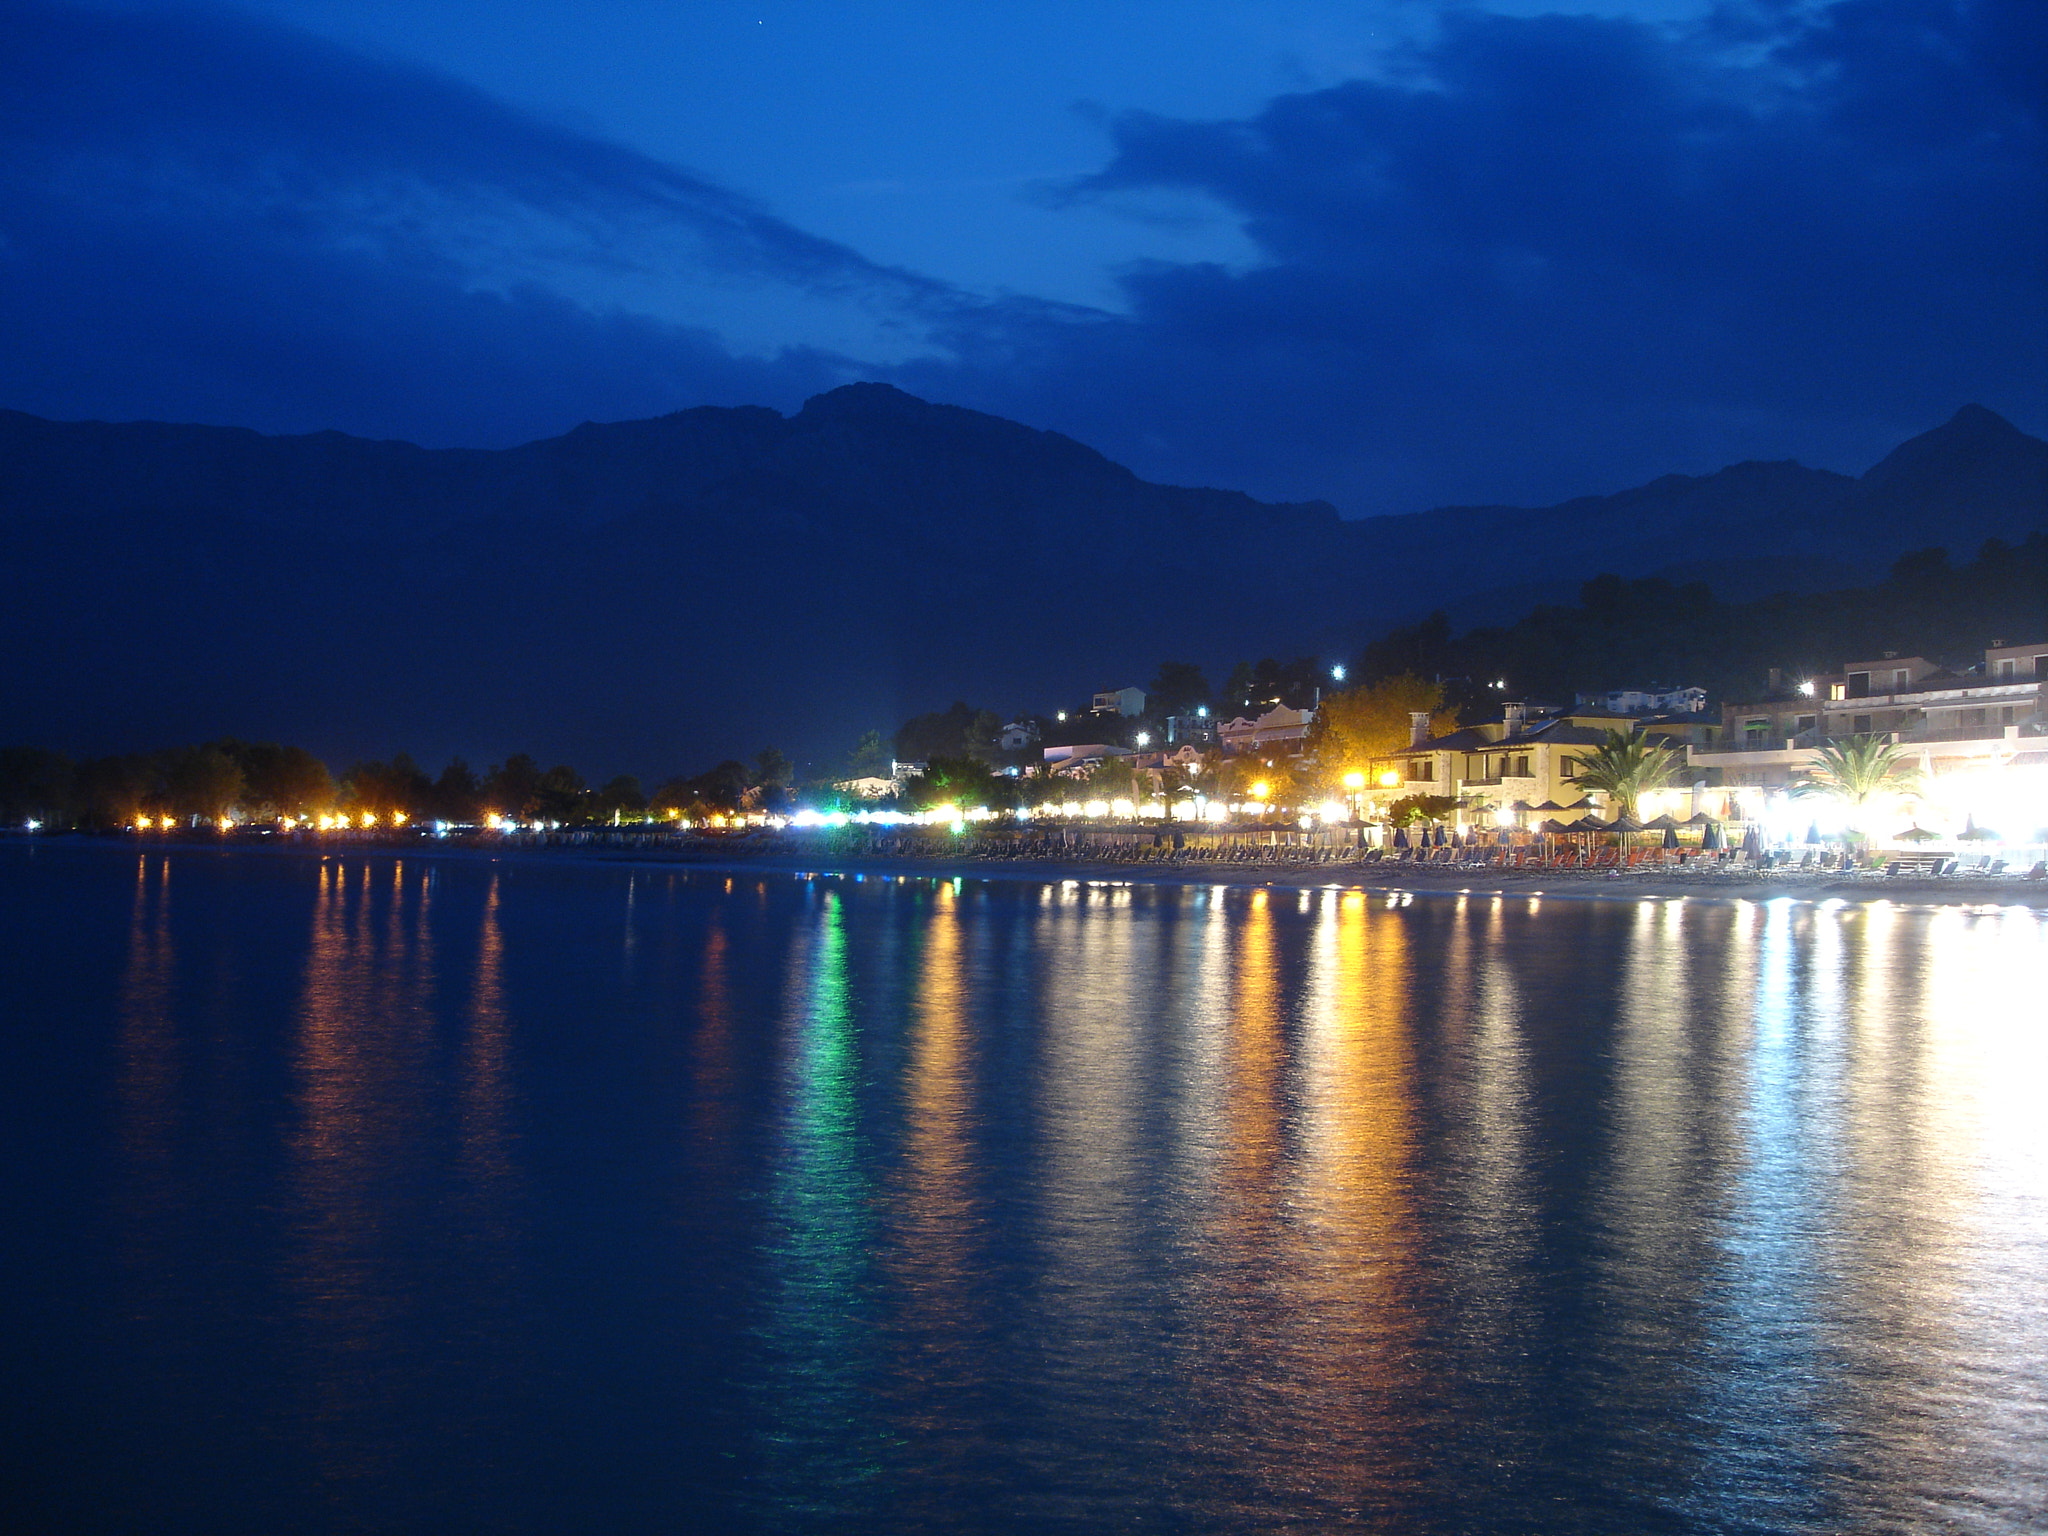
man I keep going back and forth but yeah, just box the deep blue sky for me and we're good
[2,0,2041,515]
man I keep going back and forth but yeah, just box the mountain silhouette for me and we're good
[1,389,2041,774]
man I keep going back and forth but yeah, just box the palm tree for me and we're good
[1570,730,1682,821]
[1794,734,1923,834]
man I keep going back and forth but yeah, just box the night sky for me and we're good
[3,0,2042,515]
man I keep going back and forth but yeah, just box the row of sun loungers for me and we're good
[484,827,2047,882]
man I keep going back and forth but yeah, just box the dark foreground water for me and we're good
[2,844,2044,1534]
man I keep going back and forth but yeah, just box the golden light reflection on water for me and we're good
[1216,889,1285,1238]
[1280,889,1424,1505]
[893,881,975,1310]
[458,872,513,1204]
[116,855,181,1291]
[283,858,441,1488]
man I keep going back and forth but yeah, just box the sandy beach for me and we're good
[505,840,2048,910]
[19,833,2045,909]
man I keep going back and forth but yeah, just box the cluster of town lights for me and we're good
[97,745,2043,850]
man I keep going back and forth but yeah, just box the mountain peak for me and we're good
[1941,403,2019,435]
[795,381,931,422]
[1862,402,2047,495]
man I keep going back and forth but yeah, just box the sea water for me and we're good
[2,843,2043,1533]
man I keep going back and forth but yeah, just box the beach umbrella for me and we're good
[1496,826,1512,846]
[1955,816,1998,842]
[1803,821,1821,845]
[1741,825,1760,856]
[1893,824,1941,843]
[1702,821,1722,851]
[1663,826,1680,850]
[1392,826,1410,849]
[1428,824,1442,847]
[1607,815,1644,834]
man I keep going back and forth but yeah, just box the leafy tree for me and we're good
[1219,661,1258,713]
[484,754,543,819]
[894,702,991,764]
[1794,735,1924,835]
[905,754,996,811]
[684,760,751,813]
[1353,611,1454,686]
[220,740,332,818]
[341,753,432,818]
[1084,756,1139,799]
[1220,656,1325,712]
[1570,730,1683,821]
[592,774,646,823]
[1307,674,1456,788]
[846,729,891,779]
[1146,661,1211,717]
[0,747,76,827]
[753,747,792,801]
[1385,794,1462,826]
[76,754,160,827]
[432,759,483,822]
[535,764,587,822]
[167,744,246,820]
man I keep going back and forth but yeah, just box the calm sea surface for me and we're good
[2,843,2044,1533]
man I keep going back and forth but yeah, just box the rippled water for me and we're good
[3,844,2044,1533]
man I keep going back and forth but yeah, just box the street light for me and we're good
[1331,664,1347,682]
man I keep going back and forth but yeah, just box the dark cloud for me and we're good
[920,0,2047,509]
[0,0,2040,508]
[0,0,971,441]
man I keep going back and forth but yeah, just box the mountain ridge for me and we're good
[0,390,2040,773]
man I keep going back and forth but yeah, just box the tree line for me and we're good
[1349,535,2046,713]
[6,534,2035,831]
[0,741,808,830]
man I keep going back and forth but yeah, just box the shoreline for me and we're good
[14,833,2047,910]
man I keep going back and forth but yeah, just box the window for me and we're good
[2035,655,2047,678]
[1829,683,1846,701]
[2001,706,2016,726]
[1996,658,2016,678]
[1514,754,1530,777]
[1852,714,1872,733]
[1561,757,1579,779]
[1406,761,1431,784]
[1796,715,1815,734]
[1847,672,1870,697]
[1963,708,1986,729]
[1893,668,1909,691]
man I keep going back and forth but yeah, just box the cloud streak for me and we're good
[0,0,2040,508]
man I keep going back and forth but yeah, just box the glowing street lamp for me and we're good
[1331,664,1347,682]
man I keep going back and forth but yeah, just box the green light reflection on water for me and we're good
[754,889,881,1518]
